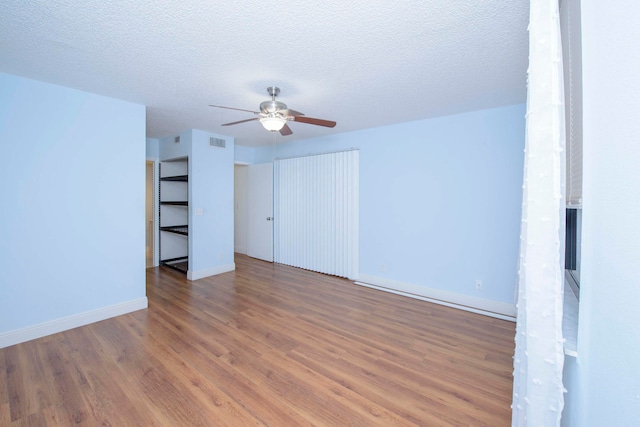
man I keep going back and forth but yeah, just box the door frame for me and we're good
[234,163,249,255]
[146,159,159,267]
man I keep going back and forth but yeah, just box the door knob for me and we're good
[266,217,271,221]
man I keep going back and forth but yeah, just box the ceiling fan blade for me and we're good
[279,124,293,136]
[209,105,259,114]
[221,117,259,126]
[293,116,336,128]
[281,109,304,117]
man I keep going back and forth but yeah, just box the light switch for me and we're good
[195,208,203,216]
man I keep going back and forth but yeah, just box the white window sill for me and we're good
[563,271,579,357]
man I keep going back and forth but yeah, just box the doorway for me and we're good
[234,165,248,255]
[234,163,274,262]
[145,161,154,268]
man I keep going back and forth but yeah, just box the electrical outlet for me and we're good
[380,263,387,273]
[475,280,482,290]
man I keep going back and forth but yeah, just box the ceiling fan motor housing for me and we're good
[260,100,287,114]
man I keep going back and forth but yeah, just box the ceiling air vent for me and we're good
[210,137,225,148]
[174,136,180,144]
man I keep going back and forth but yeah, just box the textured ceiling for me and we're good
[0,0,529,147]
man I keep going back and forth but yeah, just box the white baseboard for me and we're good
[356,274,516,321]
[0,297,148,349]
[187,263,235,281]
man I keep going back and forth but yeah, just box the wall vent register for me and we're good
[210,137,225,148]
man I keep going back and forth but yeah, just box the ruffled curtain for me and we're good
[512,0,566,425]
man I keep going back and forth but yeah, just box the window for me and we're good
[565,208,581,296]
[561,0,582,300]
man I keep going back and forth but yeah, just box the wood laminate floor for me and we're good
[0,254,516,426]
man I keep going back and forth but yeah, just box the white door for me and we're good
[247,162,273,262]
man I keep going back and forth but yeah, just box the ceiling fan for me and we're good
[210,87,336,136]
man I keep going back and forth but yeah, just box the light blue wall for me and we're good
[190,130,235,273]
[0,72,146,334]
[252,104,525,305]
[159,130,192,161]
[146,137,159,159]
[234,144,254,164]
[562,2,640,425]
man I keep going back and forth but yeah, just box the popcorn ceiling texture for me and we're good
[0,0,529,146]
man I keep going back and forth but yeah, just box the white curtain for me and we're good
[274,150,359,279]
[512,0,566,425]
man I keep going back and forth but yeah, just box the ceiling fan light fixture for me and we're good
[259,115,286,132]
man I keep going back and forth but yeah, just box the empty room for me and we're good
[1,1,638,426]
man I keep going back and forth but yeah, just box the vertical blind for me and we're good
[274,150,359,279]
[561,0,583,207]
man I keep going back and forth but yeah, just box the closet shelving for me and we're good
[159,225,188,235]
[159,160,189,274]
